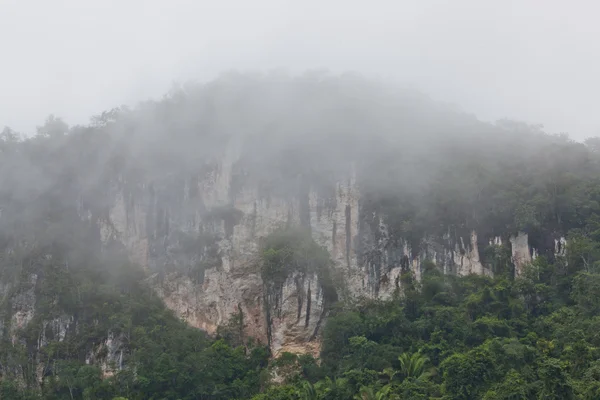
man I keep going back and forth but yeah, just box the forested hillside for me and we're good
[2,72,600,399]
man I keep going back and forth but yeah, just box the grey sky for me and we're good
[1,0,598,139]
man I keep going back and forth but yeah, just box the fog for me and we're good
[1,0,599,139]
[0,70,590,253]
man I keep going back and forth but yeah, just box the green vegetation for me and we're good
[260,227,337,302]
[259,228,339,348]
[0,247,270,400]
[253,219,600,398]
[204,205,245,238]
[360,126,600,265]
[5,73,600,399]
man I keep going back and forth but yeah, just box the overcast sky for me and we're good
[1,0,598,139]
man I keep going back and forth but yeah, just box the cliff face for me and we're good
[97,137,360,356]
[96,136,545,356]
[1,272,126,383]
[1,74,596,396]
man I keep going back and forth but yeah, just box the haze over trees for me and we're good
[2,72,600,399]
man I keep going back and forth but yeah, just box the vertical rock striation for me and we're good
[97,137,539,354]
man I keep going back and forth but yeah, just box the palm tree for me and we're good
[381,367,398,383]
[354,386,377,400]
[398,352,433,381]
[300,381,318,400]
[354,385,392,400]
[315,376,350,398]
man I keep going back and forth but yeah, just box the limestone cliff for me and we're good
[0,73,594,395]
[97,135,551,356]
[0,269,126,383]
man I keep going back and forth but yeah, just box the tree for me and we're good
[572,272,600,316]
[584,136,600,153]
[442,349,494,399]
[300,381,317,400]
[482,369,530,400]
[354,385,392,400]
[0,126,20,143]
[397,352,432,381]
[36,114,69,138]
[537,358,574,399]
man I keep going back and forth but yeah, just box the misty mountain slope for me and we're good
[1,72,600,398]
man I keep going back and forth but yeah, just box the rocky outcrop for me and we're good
[37,315,73,349]
[0,151,554,360]
[95,137,544,355]
[153,268,264,340]
[10,273,37,345]
[510,232,533,276]
[135,172,358,356]
[1,273,124,385]
[85,332,125,378]
[265,272,325,357]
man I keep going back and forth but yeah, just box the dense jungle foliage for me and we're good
[255,247,600,400]
[7,224,600,399]
[3,73,600,399]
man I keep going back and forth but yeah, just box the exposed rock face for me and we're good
[85,332,125,378]
[2,273,125,385]
[96,138,537,355]
[266,272,325,357]
[10,273,37,345]
[153,268,264,340]
[555,236,567,257]
[510,232,533,276]
[90,135,363,356]
[37,315,72,350]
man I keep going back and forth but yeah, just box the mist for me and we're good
[3,3,600,395]
[2,0,599,139]
[0,70,592,259]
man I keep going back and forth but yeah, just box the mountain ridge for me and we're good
[1,72,599,398]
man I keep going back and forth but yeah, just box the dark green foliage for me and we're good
[260,227,338,303]
[5,73,600,399]
[216,305,246,348]
[261,228,329,282]
[13,216,600,399]
[0,241,269,400]
[294,212,600,399]
[483,244,513,277]
[204,205,244,238]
